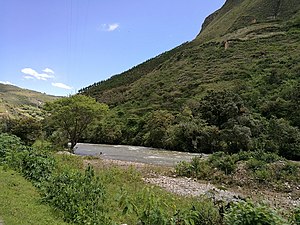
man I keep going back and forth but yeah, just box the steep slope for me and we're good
[0,84,58,119]
[78,0,300,158]
[80,0,300,114]
[197,0,300,42]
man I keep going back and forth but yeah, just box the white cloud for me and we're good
[24,76,34,80]
[21,68,55,81]
[43,68,55,74]
[101,23,120,32]
[52,82,73,90]
[0,81,13,85]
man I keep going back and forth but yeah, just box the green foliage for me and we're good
[42,165,112,224]
[0,167,68,225]
[197,90,245,128]
[32,139,53,152]
[224,201,289,225]
[0,133,23,162]
[0,133,55,185]
[119,187,222,225]
[120,187,170,225]
[266,118,300,160]
[44,95,109,149]
[209,152,237,175]
[0,83,58,119]
[20,149,55,185]
[176,151,300,188]
[173,199,222,225]
[293,207,300,225]
[170,119,219,153]
[143,110,174,148]
[176,157,215,180]
[75,22,300,161]
[7,117,42,145]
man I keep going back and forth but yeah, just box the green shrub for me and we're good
[42,165,112,224]
[224,201,289,225]
[173,199,222,225]
[119,187,169,225]
[0,133,23,162]
[175,157,212,179]
[20,149,55,185]
[32,139,53,152]
[209,152,237,175]
[246,158,265,171]
[293,207,300,225]
[0,134,55,185]
[253,168,271,183]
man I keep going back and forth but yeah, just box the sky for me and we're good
[0,0,226,96]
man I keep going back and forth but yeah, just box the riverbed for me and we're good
[74,143,203,166]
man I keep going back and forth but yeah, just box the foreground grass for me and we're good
[54,154,223,224]
[0,166,68,225]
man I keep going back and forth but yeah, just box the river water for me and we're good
[74,143,203,166]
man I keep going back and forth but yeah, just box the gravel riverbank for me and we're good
[83,157,300,210]
[143,175,241,202]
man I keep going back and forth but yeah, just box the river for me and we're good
[74,143,203,166]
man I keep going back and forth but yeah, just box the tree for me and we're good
[266,118,300,160]
[143,110,174,148]
[8,117,42,145]
[44,95,108,151]
[197,90,245,128]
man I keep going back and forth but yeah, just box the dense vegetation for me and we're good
[0,133,299,224]
[75,1,300,161]
[1,0,300,223]
[176,151,300,191]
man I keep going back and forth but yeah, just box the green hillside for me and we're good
[80,0,300,111]
[197,0,300,42]
[79,0,300,159]
[0,84,58,119]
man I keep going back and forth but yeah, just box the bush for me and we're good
[175,157,212,179]
[0,133,23,162]
[293,207,300,225]
[0,133,55,185]
[173,199,222,225]
[224,201,289,225]
[32,139,53,152]
[20,149,55,185]
[42,165,112,224]
[209,152,237,175]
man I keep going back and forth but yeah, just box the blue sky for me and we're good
[0,0,226,96]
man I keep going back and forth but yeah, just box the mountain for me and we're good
[79,0,300,114]
[197,0,300,42]
[78,0,300,158]
[0,84,58,119]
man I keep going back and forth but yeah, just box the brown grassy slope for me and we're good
[0,84,59,118]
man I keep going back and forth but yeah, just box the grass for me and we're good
[0,83,58,119]
[175,151,300,192]
[0,166,68,225]
[53,154,221,224]
[0,146,296,224]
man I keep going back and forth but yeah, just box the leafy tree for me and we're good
[45,95,108,151]
[8,117,42,145]
[143,110,174,148]
[220,125,252,153]
[197,90,246,128]
[266,118,300,160]
[171,119,219,153]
